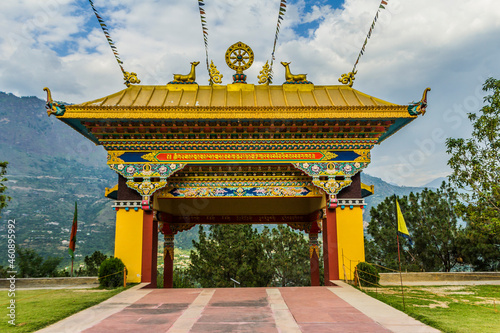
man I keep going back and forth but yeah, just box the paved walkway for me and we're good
[38,281,439,333]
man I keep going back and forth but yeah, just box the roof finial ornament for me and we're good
[170,61,200,84]
[258,61,272,85]
[225,42,254,84]
[408,88,431,116]
[338,71,357,87]
[209,61,223,85]
[43,87,66,117]
[124,72,141,87]
[281,62,311,84]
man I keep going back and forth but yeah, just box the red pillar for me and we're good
[323,208,339,284]
[141,210,157,288]
[309,221,321,286]
[163,231,174,288]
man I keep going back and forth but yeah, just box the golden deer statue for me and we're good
[173,61,200,83]
[281,62,307,82]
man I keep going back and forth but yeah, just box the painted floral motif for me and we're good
[126,166,135,174]
[163,186,314,198]
[344,164,352,172]
[110,163,186,178]
[311,165,320,173]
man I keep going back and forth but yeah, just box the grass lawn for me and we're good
[363,285,500,333]
[0,287,125,333]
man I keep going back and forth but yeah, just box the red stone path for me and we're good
[83,286,390,333]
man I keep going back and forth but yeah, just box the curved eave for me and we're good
[59,118,100,145]
[378,117,416,144]
[59,105,414,120]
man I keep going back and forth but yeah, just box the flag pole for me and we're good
[69,202,78,278]
[396,232,406,310]
[395,195,406,311]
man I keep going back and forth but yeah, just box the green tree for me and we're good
[83,251,108,276]
[188,225,273,287]
[261,225,310,287]
[366,183,463,272]
[0,161,11,218]
[17,248,62,277]
[446,77,500,270]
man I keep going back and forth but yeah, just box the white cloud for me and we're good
[1,0,500,186]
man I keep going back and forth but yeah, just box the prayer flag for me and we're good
[396,199,413,245]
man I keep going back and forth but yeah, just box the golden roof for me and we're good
[76,84,399,109]
[62,84,413,120]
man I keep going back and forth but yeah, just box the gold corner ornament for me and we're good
[321,151,338,161]
[353,149,370,162]
[258,61,272,85]
[141,151,159,162]
[225,42,254,74]
[338,71,357,87]
[209,60,223,85]
[123,72,141,87]
[107,152,125,164]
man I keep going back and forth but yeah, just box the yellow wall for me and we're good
[114,209,143,283]
[336,206,365,280]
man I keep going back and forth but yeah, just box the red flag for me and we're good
[68,202,77,259]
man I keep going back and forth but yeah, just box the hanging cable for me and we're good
[197,0,222,84]
[197,0,210,77]
[267,0,288,83]
[88,0,140,87]
[339,0,389,87]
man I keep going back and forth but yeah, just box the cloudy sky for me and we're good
[1,0,499,186]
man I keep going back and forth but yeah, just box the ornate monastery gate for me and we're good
[46,42,428,287]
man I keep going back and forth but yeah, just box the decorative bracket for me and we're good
[292,159,369,197]
[107,154,186,210]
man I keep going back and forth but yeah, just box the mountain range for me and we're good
[0,92,441,265]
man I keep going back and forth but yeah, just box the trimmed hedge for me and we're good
[98,257,127,288]
[355,262,380,287]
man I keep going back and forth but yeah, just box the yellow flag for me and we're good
[396,199,413,244]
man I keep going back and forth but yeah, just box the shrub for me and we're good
[355,262,380,287]
[98,257,127,288]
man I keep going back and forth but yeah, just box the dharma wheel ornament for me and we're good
[225,41,254,83]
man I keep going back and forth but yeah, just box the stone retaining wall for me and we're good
[379,272,500,285]
[0,277,99,288]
